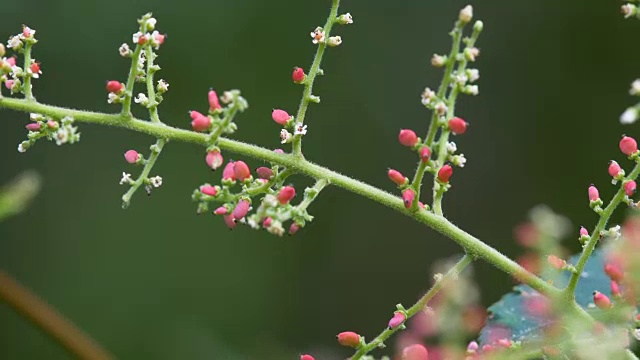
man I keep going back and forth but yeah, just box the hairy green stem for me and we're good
[144,46,160,123]
[121,138,166,208]
[120,45,143,117]
[297,178,330,212]
[291,0,340,156]
[22,42,34,101]
[351,254,473,360]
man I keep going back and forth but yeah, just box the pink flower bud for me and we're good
[25,123,41,131]
[398,129,419,147]
[214,206,228,215]
[437,164,453,183]
[223,214,237,229]
[124,150,139,164]
[588,185,600,202]
[208,89,221,111]
[6,57,16,67]
[401,344,429,360]
[154,32,166,45]
[106,80,123,93]
[256,167,274,179]
[625,180,637,196]
[388,312,406,329]
[190,111,211,132]
[273,148,285,154]
[233,161,251,181]
[620,136,638,156]
[292,67,306,83]
[448,117,467,135]
[580,226,589,237]
[593,291,612,309]
[47,120,58,129]
[289,223,300,235]
[263,217,273,228]
[388,169,407,186]
[402,188,415,209]
[608,161,622,178]
[420,146,431,163]
[497,339,512,348]
[205,150,224,170]
[611,280,621,297]
[272,109,291,125]
[278,186,296,204]
[300,355,315,360]
[232,199,251,220]
[547,255,565,270]
[4,80,14,90]
[137,34,147,45]
[337,331,360,348]
[467,341,479,353]
[604,263,624,282]
[200,185,217,197]
[222,162,236,181]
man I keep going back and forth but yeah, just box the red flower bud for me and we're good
[388,169,407,186]
[208,89,221,111]
[593,291,612,309]
[214,206,228,215]
[263,217,273,228]
[233,161,251,181]
[4,80,14,89]
[608,161,623,178]
[620,136,638,156]
[232,199,251,220]
[25,123,41,131]
[106,80,123,93]
[277,186,296,204]
[124,150,139,164]
[292,67,306,83]
[289,223,300,235]
[190,111,211,132]
[604,263,624,282]
[223,214,237,229]
[222,162,236,181]
[206,150,224,170]
[402,188,415,208]
[547,255,565,270]
[388,312,406,329]
[448,117,467,135]
[401,344,429,360]
[588,185,600,202]
[420,146,431,163]
[272,109,291,125]
[625,180,637,196]
[200,185,217,197]
[611,280,621,297]
[30,62,40,74]
[580,226,589,237]
[337,331,360,348]
[256,167,274,180]
[300,355,315,360]
[437,164,453,183]
[398,129,419,147]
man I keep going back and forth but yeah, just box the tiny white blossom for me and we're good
[452,154,467,167]
[634,329,640,341]
[149,176,163,188]
[134,93,149,105]
[310,27,325,44]
[10,66,23,77]
[421,87,436,106]
[454,73,468,85]
[446,142,457,153]
[620,107,638,124]
[459,5,473,23]
[327,36,342,47]
[146,18,157,31]
[435,102,448,116]
[431,54,446,67]
[119,43,131,57]
[467,69,480,82]
[464,47,480,62]
[247,217,259,230]
[17,142,27,153]
[607,225,621,240]
[120,172,133,185]
[157,79,169,92]
[337,13,353,25]
[294,122,308,135]
[107,93,119,104]
[221,91,233,104]
[263,194,278,208]
[630,79,640,95]
[622,4,637,19]
[137,51,146,69]
[267,221,285,237]
[465,85,479,96]
[30,113,43,121]
[7,36,22,50]
[280,129,292,144]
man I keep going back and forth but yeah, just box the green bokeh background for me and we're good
[1,1,638,359]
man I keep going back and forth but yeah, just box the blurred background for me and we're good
[1,0,638,359]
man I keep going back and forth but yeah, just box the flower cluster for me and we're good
[17,115,79,153]
[1,25,39,97]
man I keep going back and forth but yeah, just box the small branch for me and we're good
[0,270,113,360]
[120,45,143,117]
[351,254,473,360]
[22,42,34,101]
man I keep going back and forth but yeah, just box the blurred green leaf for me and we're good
[0,171,41,221]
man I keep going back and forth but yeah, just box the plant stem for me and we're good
[120,45,143,117]
[291,0,340,157]
[351,254,473,360]
[144,46,160,123]
[22,42,34,101]
[297,178,330,212]
[121,138,166,208]
[0,270,113,360]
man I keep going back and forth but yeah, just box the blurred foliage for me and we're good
[0,171,41,221]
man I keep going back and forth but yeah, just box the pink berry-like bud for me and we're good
[448,117,467,135]
[547,255,565,270]
[388,169,407,186]
[223,214,237,229]
[402,188,416,209]
[467,341,479,353]
[222,162,236,181]
[398,129,419,147]
[611,281,622,297]
[388,312,406,329]
[300,355,315,360]
[608,161,623,178]
[274,148,285,154]
[256,167,274,180]
[47,120,58,129]
[206,150,224,170]
[124,150,139,164]
[200,185,217,197]
[263,217,273,228]
[208,90,221,111]
[420,146,431,163]
[233,161,251,181]
[593,291,612,309]
[6,57,16,67]
[289,223,300,235]
[232,199,251,220]
[30,62,40,74]
[4,80,14,90]
[588,185,600,202]
[580,226,589,237]
[214,206,228,215]
[604,263,624,282]
[337,331,360,348]
[278,186,296,204]
[401,344,429,360]
[106,80,123,93]
[625,180,637,196]
[497,339,512,348]
[437,164,453,183]
[292,67,306,83]
[620,136,638,156]
[272,109,291,125]
[190,111,211,132]
[25,123,41,131]
[154,32,166,45]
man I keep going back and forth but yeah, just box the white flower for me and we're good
[620,107,638,124]
[630,79,640,95]
[7,35,21,50]
[421,87,436,106]
[459,5,473,23]
[120,172,133,185]
[327,36,342,47]
[454,73,468,85]
[431,54,446,67]
[467,69,480,82]
[607,225,621,240]
[137,51,146,69]
[280,129,292,144]
[107,93,119,104]
[134,93,149,105]
[221,91,233,104]
[464,47,480,62]
[54,129,69,145]
[622,4,637,19]
[30,113,43,121]
[446,142,457,153]
[157,79,169,92]
[465,85,479,96]
[246,217,259,230]
[149,176,163,188]
[338,13,353,25]
[119,43,131,57]
[294,122,308,135]
[435,102,448,116]
[267,221,285,237]
[263,194,278,208]
[310,27,325,44]
[17,142,27,153]
[452,154,467,167]
[10,66,23,77]
[634,329,640,341]
[146,18,157,31]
